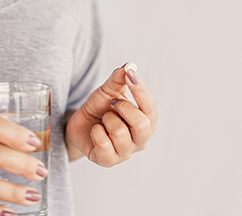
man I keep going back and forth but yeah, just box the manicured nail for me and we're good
[111,99,119,106]
[25,189,42,202]
[1,210,16,216]
[27,134,41,148]
[127,70,140,85]
[36,163,48,178]
[124,62,140,85]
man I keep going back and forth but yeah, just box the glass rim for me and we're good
[0,81,50,93]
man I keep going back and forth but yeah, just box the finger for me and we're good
[0,145,48,181]
[111,99,152,147]
[102,112,135,160]
[83,66,127,119]
[0,179,41,206]
[89,124,120,167]
[124,63,158,128]
[0,206,16,215]
[0,117,41,152]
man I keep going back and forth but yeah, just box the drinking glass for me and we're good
[0,82,51,216]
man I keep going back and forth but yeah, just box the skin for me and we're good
[0,65,158,213]
[66,65,158,166]
[0,118,47,213]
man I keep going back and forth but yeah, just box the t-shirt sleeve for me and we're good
[66,0,102,113]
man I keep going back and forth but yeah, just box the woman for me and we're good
[0,0,158,215]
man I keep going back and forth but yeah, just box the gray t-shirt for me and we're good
[0,0,101,215]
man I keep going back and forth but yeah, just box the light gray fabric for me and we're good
[0,0,101,215]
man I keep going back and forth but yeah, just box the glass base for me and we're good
[17,208,47,216]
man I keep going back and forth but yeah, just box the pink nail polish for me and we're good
[127,70,140,85]
[27,134,41,148]
[111,99,119,106]
[25,189,42,202]
[124,62,140,85]
[36,163,48,178]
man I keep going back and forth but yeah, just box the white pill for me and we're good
[124,62,138,73]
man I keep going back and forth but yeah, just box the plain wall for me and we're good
[71,0,242,215]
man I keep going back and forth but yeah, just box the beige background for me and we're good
[71,0,242,215]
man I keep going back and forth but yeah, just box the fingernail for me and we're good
[1,211,16,216]
[36,163,48,178]
[124,62,140,85]
[27,134,41,148]
[111,99,119,106]
[124,62,138,73]
[25,189,42,202]
[126,70,140,85]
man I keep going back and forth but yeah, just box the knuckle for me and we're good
[100,85,117,99]
[102,111,114,122]
[136,118,152,131]
[91,124,102,135]
[20,157,38,180]
[21,159,32,176]
[144,104,155,117]
[110,126,128,140]
[11,185,22,204]
[120,143,135,160]
[97,140,111,149]
[99,156,118,168]
[7,127,30,151]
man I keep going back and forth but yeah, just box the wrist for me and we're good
[65,111,84,161]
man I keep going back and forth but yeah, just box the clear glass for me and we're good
[0,82,51,216]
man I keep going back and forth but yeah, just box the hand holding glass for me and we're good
[0,82,51,216]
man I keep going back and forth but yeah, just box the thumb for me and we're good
[83,65,127,118]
